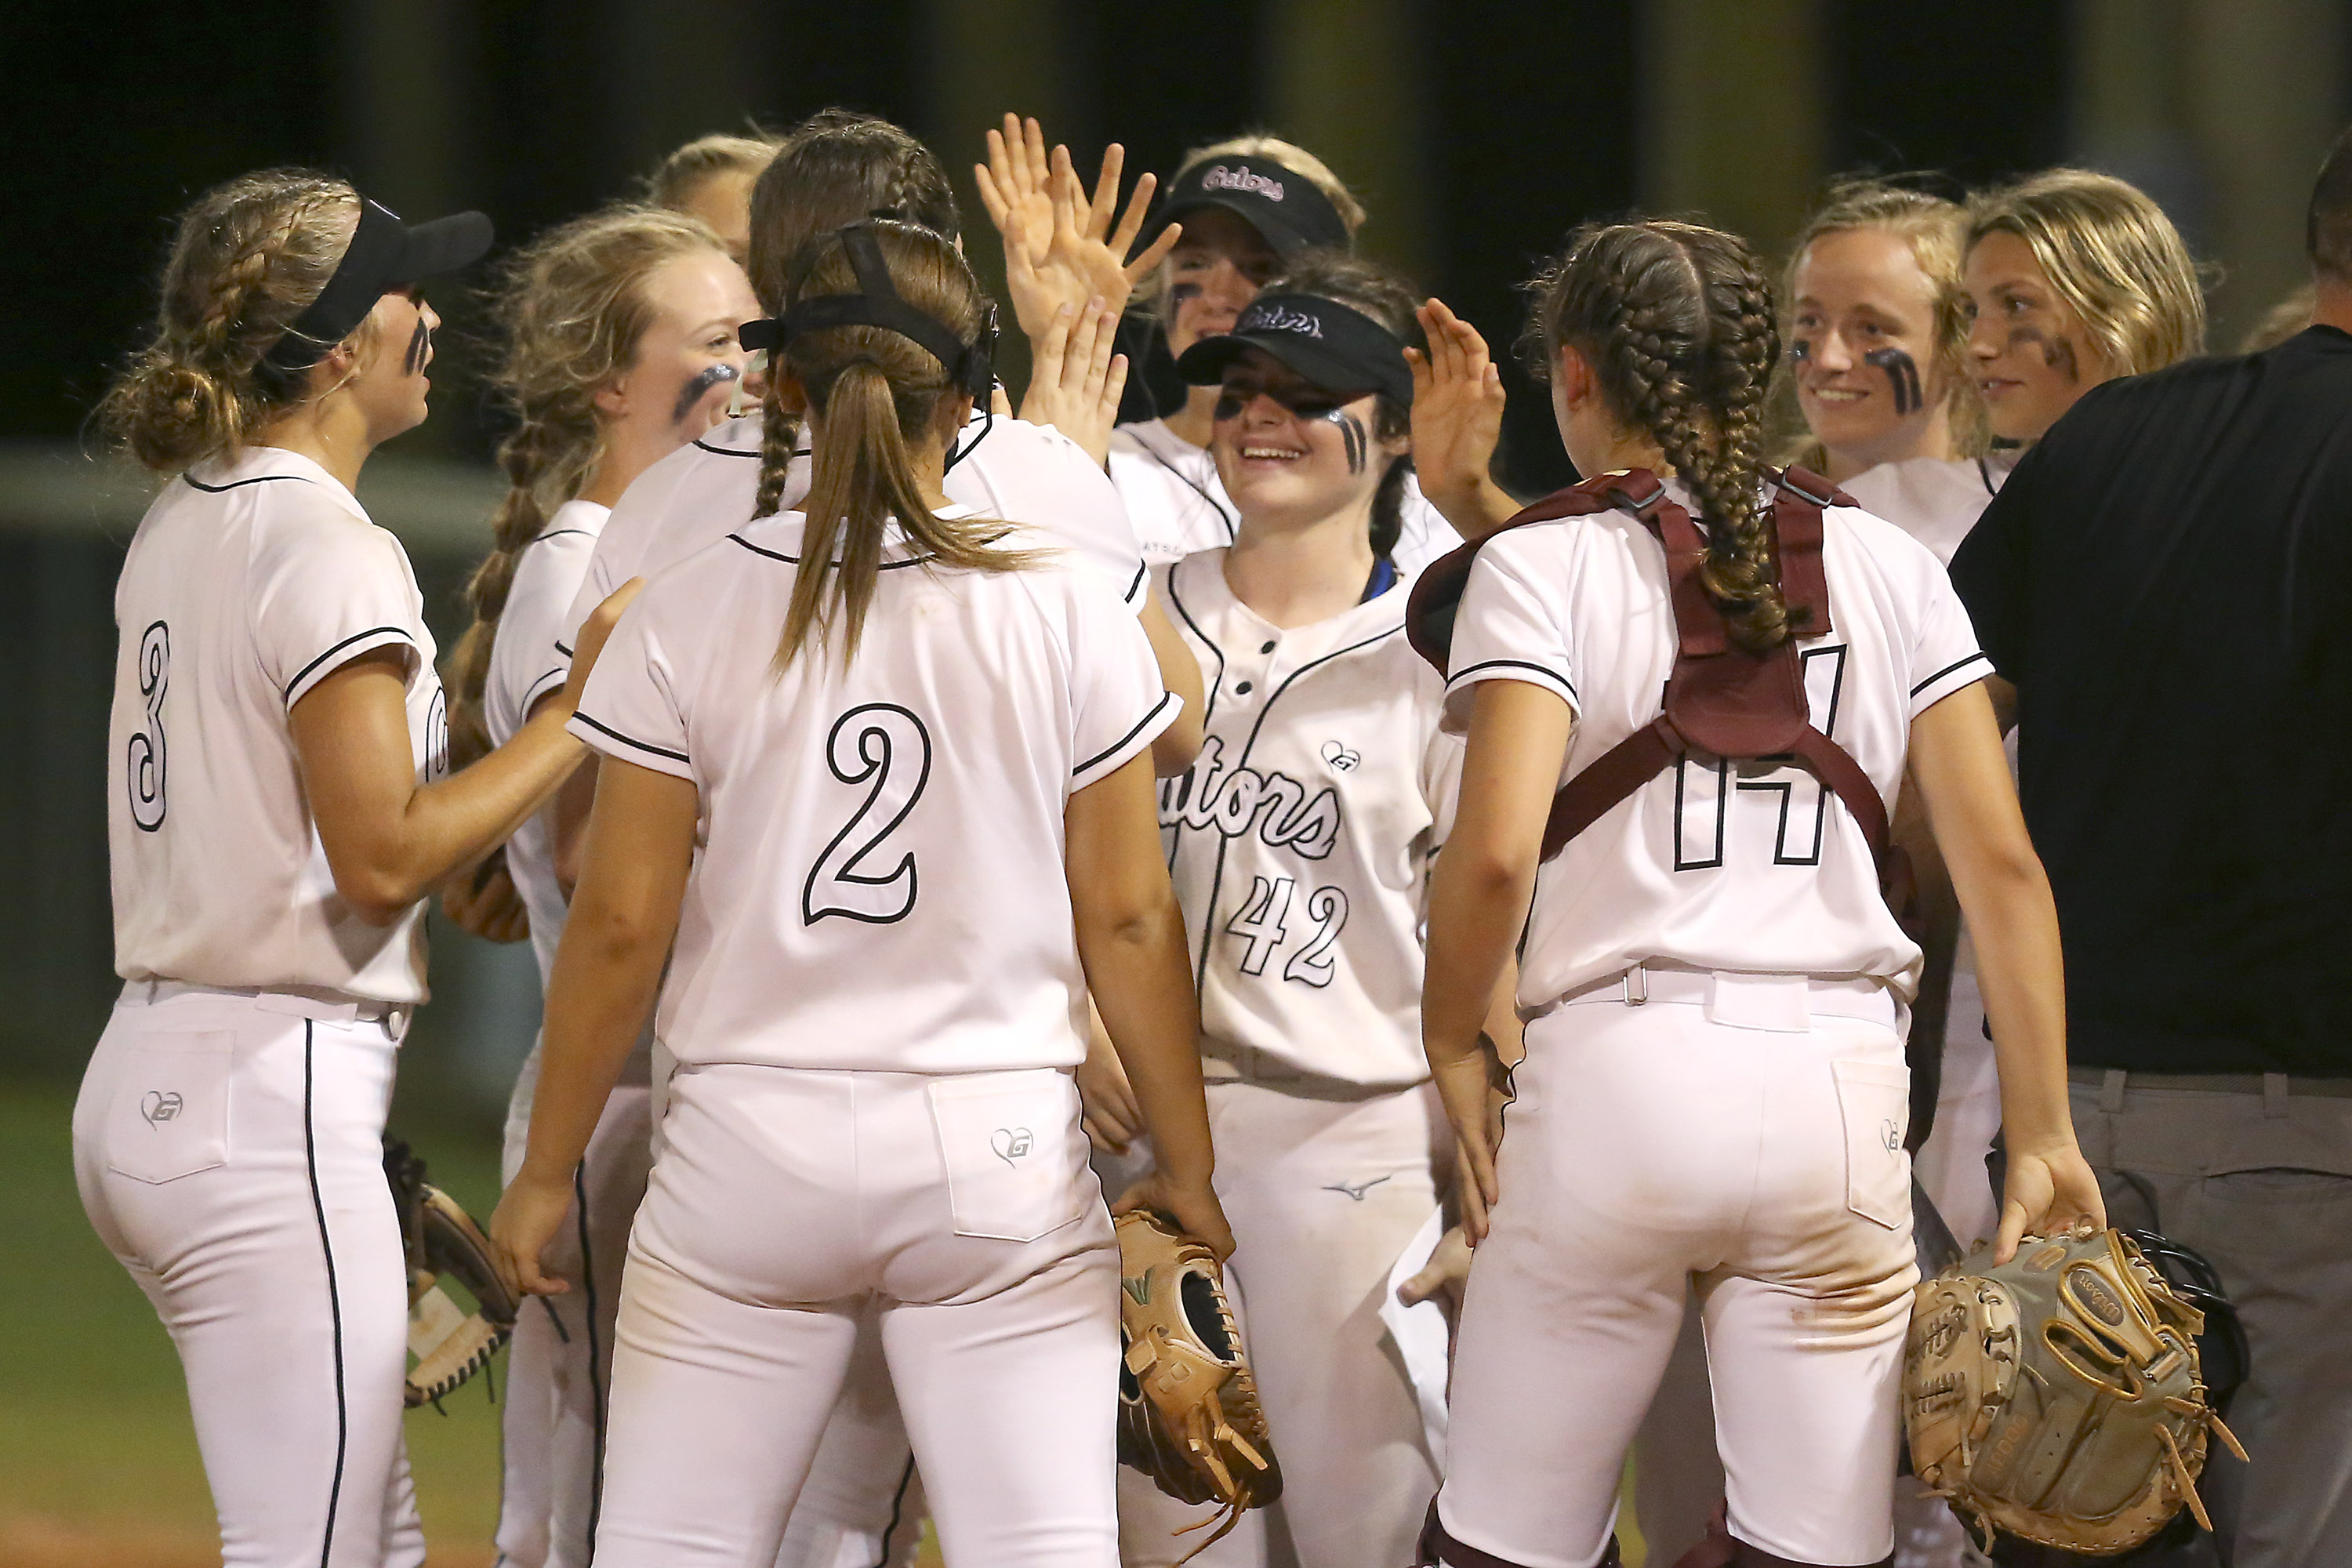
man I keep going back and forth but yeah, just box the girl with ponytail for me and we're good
[78,169,640,1568]
[492,219,1224,1568]
[450,202,757,1568]
[1412,220,2100,1568]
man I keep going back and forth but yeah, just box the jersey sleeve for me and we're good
[1439,532,1580,735]
[1906,564,1995,718]
[569,594,693,782]
[252,517,428,709]
[490,529,600,742]
[963,420,1150,615]
[556,528,623,661]
[1065,572,1179,790]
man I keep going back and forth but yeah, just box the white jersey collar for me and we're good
[187,445,371,523]
[728,505,980,568]
[1169,545,1410,657]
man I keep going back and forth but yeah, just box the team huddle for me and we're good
[73,100,2330,1568]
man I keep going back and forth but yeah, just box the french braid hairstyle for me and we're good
[1781,179,1989,466]
[99,169,363,474]
[444,206,728,768]
[1254,252,1425,561]
[1523,220,1798,654]
[746,110,963,517]
[773,222,1034,670]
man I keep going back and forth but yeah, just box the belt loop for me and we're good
[2100,1069,2127,1115]
[1624,964,1649,1007]
[2263,1073,2290,1119]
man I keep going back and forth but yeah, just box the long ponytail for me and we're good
[774,223,1032,670]
[1525,220,1798,654]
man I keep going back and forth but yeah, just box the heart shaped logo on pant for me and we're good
[141,1090,184,1127]
[1320,740,1361,772]
[992,1127,1033,1166]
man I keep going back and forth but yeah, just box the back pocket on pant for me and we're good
[106,1031,235,1185]
[1831,1058,1910,1229]
[927,1070,1085,1242]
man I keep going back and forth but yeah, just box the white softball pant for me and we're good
[496,1047,927,1568]
[593,1061,1119,1568]
[1433,976,1918,1568]
[1116,1075,1446,1568]
[73,982,424,1568]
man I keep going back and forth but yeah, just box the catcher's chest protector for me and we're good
[1406,467,1910,913]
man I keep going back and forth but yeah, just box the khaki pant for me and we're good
[1998,1073,2352,1568]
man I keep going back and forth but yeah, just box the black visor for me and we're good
[1136,156,1351,261]
[1175,292,1413,407]
[738,223,996,401]
[259,198,492,385]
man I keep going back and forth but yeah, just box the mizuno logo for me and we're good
[1323,1174,1392,1202]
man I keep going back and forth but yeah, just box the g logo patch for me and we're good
[1881,1118,1901,1153]
[1320,740,1360,773]
[141,1090,184,1127]
[991,1127,1033,1166]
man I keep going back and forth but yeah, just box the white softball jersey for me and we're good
[571,506,1178,1074]
[557,408,1147,665]
[1445,489,1991,1007]
[485,497,606,988]
[1110,417,1465,573]
[1836,453,2013,568]
[1158,552,1457,1087]
[107,444,450,1004]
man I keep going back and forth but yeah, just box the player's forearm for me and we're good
[1085,898,1214,1188]
[1423,849,1530,1072]
[1142,597,1205,775]
[385,706,590,915]
[519,895,671,1187]
[1958,855,2074,1155]
[1425,474,1521,542]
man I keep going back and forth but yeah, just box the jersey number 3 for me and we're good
[804,703,932,926]
[127,620,169,832]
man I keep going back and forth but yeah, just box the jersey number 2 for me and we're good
[127,621,169,833]
[803,703,932,926]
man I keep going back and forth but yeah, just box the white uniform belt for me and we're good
[125,978,412,1036]
[1534,963,1898,1033]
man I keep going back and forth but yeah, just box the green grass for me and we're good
[0,1080,508,1562]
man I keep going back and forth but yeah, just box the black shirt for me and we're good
[1952,325,2352,1076]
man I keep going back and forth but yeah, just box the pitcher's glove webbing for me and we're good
[386,1139,520,1409]
[1905,1225,2246,1555]
[1115,1210,1281,1561]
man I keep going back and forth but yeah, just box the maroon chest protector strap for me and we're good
[1406,466,1910,913]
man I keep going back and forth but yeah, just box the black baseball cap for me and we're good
[1136,156,1352,260]
[260,198,493,385]
[1175,292,1414,406]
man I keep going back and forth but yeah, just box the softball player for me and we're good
[1102,256,1468,1568]
[557,111,1203,779]
[643,129,787,263]
[1416,220,2103,1568]
[445,204,758,1568]
[74,170,634,1568]
[1107,136,1465,573]
[493,220,1226,1568]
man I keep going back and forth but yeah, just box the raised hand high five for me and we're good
[1408,297,1520,539]
[977,114,1181,337]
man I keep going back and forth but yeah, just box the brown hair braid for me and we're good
[774,223,1033,670]
[746,111,964,518]
[99,169,363,474]
[1524,220,1799,654]
[444,205,728,767]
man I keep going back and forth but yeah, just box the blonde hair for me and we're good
[2239,283,2317,353]
[1966,169,2205,378]
[445,205,730,766]
[1781,179,1988,466]
[775,223,1033,670]
[645,130,786,212]
[1174,134,1367,235]
[99,169,363,474]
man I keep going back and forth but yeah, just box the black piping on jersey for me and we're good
[1975,456,2001,497]
[282,626,416,705]
[1446,657,1580,706]
[1124,559,1149,608]
[1185,613,1406,994]
[1157,560,1229,877]
[1076,691,1179,779]
[692,433,809,460]
[519,663,568,717]
[531,528,597,544]
[574,1163,607,1552]
[183,472,310,494]
[573,710,690,764]
[1134,430,1239,544]
[1910,651,1992,698]
[870,1456,919,1568]
[300,1021,351,1568]
[725,533,935,570]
